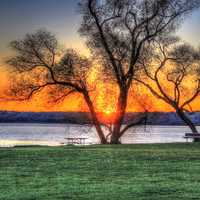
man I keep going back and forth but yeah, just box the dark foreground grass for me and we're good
[1,143,200,200]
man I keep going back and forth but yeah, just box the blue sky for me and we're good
[0,0,199,61]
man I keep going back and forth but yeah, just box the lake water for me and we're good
[0,123,198,147]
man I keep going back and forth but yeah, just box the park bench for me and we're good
[184,133,200,142]
[64,137,87,145]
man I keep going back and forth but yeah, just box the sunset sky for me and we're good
[0,0,200,112]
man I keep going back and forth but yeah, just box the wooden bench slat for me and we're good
[184,133,200,141]
[185,133,200,137]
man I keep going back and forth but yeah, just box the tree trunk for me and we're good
[176,108,199,142]
[176,109,198,133]
[110,89,128,144]
[83,91,107,144]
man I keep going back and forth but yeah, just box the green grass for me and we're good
[1,143,200,200]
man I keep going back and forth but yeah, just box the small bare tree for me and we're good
[134,38,200,135]
[79,0,200,143]
[7,29,107,144]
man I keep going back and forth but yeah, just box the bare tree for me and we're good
[79,0,200,143]
[7,29,107,144]
[134,38,200,136]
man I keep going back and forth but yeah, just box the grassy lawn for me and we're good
[1,143,200,200]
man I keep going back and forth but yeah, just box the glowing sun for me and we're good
[104,108,113,115]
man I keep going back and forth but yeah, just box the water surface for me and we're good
[0,123,197,147]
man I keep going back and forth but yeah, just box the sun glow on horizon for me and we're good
[105,109,113,115]
[97,103,117,124]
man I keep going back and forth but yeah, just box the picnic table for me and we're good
[64,137,88,145]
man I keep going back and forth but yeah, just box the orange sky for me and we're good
[0,30,200,114]
[1,46,200,114]
[0,64,199,114]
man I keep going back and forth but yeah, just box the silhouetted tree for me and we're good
[7,29,107,144]
[134,38,200,135]
[79,0,200,143]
